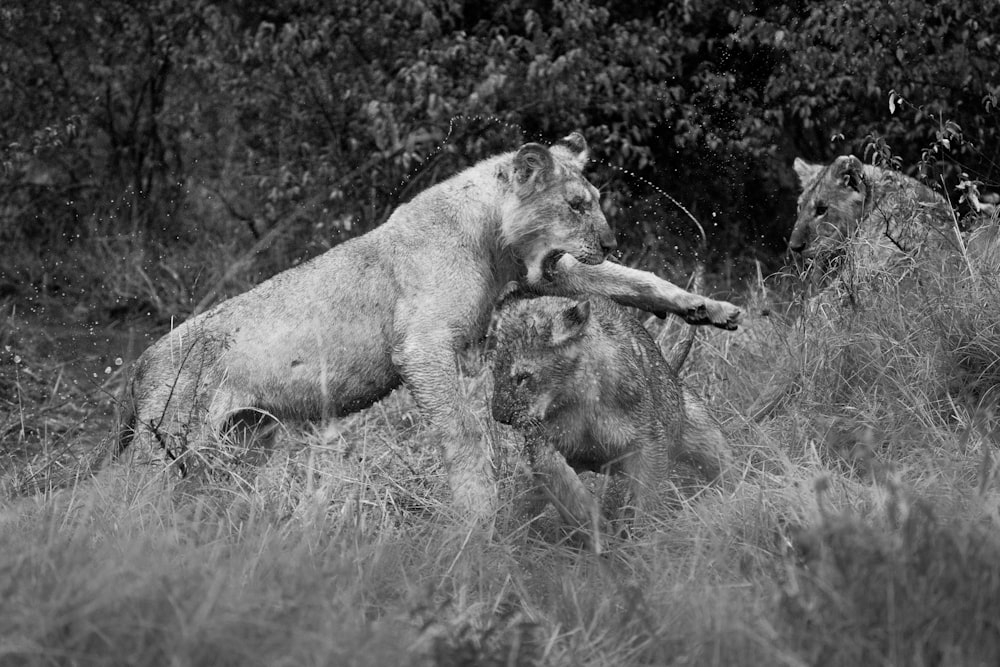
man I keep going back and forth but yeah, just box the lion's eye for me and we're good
[815,202,828,217]
[568,197,588,213]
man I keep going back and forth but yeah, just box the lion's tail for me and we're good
[660,262,705,374]
[105,372,139,468]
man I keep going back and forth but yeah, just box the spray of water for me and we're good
[393,116,708,256]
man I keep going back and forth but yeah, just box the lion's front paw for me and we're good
[682,303,710,325]
[683,299,741,330]
[705,299,741,330]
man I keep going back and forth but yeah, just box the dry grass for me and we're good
[3,221,1000,666]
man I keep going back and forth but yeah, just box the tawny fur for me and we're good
[789,156,959,305]
[490,295,730,551]
[115,133,740,523]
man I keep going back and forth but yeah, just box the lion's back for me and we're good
[796,160,951,251]
[860,166,953,250]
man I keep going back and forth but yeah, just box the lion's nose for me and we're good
[788,228,809,254]
[599,227,617,255]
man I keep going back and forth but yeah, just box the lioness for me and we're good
[788,155,959,293]
[490,293,730,551]
[115,132,741,524]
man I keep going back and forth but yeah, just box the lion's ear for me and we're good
[793,157,823,188]
[556,132,589,169]
[551,300,591,346]
[835,155,864,191]
[513,143,554,185]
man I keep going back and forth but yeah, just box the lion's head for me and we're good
[490,295,593,427]
[788,155,868,269]
[499,133,616,284]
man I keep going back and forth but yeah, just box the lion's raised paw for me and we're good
[706,300,741,330]
[684,300,740,330]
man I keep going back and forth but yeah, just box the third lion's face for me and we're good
[789,157,867,273]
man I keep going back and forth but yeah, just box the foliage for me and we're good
[5,4,1000,662]
[1,0,999,318]
[756,0,1000,186]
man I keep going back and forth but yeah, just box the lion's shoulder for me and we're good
[861,165,949,215]
[857,164,953,253]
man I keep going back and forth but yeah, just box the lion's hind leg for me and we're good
[205,407,282,475]
[115,379,275,485]
[610,442,681,535]
[116,419,186,475]
[172,387,280,482]
[107,415,192,503]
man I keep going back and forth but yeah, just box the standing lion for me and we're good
[115,132,740,525]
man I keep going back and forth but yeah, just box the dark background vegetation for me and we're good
[2,0,998,322]
[4,4,1000,665]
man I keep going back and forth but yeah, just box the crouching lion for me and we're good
[115,132,740,526]
[490,292,730,551]
[788,155,959,301]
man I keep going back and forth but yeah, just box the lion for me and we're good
[114,132,741,525]
[788,155,960,301]
[490,292,730,551]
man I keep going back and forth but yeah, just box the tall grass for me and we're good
[3,221,1000,665]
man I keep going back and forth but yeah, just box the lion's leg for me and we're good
[527,438,609,553]
[110,419,187,503]
[676,388,730,487]
[116,370,237,479]
[598,471,634,538]
[513,470,549,520]
[537,255,741,330]
[118,421,183,474]
[393,336,497,526]
[186,388,274,475]
[215,409,281,469]
[502,461,550,539]
[115,376,196,478]
[611,445,675,531]
[101,426,177,505]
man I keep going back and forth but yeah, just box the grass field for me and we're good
[2,230,1000,666]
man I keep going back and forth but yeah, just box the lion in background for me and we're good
[490,292,730,552]
[114,132,741,525]
[788,155,961,305]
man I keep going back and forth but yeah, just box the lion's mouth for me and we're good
[539,248,606,282]
[541,250,565,281]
